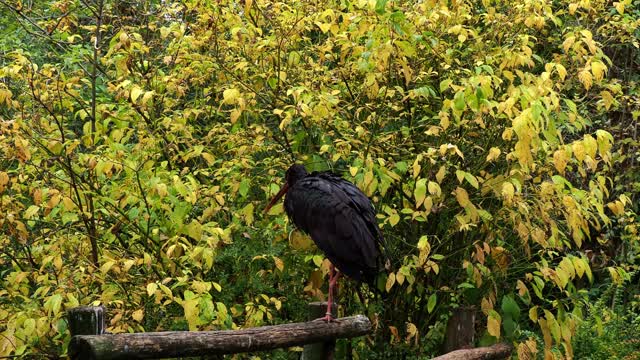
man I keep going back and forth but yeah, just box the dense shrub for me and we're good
[0,0,638,358]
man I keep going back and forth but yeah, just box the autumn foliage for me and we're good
[0,0,638,358]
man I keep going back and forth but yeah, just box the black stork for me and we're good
[264,164,386,322]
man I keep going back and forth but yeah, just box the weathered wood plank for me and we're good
[68,315,372,360]
[443,306,476,353]
[67,306,106,336]
[432,343,512,360]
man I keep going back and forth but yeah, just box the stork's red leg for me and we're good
[316,264,340,322]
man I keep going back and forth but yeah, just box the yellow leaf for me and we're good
[62,196,76,211]
[606,200,625,215]
[481,297,493,315]
[487,310,501,338]
[417,236,431,255]
[427,181,441,197]
[406,322,418,343]
[273,256,284,272]
[555,267,569,288]
[501,182,515,202]
[315,22,332,33]
[572,141,586,161]
[559,257,576,278]
[132,309,144,322]
[414,179,427,208]
[412,156,422,178]
[563,35,575,53]
[615,1,625,14]
[486,147,501,162]
[186,220,202,241]
[24,205,40,219]
[578,68,592,90]
[439,111,450,130]
[53,255,63,271]
[572,256,588,279]
[455,187,470,207]
[385,272,395,292]
[591,61,607,82]
[529,306,539,322]
[423,196,433,213]
[553,149,568,174]
[201,152,215,166]
[130,86,143,103]
[568,3,579,14]
[364,170,374,188]
[141,91,154,105]
[516,280,528,297]
[223,88,240,105]
[242,203,254,225]
[600,90,615,110]
[543,310,561,343]
[349,166,358,177]
[100,260,115,274]
[192,280,212,294]
[583,134,597,158]
[555,63,567,81]
[435,166,446,183]
[290,230,314,250]
[230,108,242,123]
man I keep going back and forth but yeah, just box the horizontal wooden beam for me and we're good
[69,315,372,360]
[431,343,512,360]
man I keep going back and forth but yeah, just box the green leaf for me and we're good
[500,295,520,321]
[453,91,466,111]
[464,172,479,189]
[413,86,435,98]
[543,310,561,343]
[239,178,250,197]
[414,178,427,208]
[395,161,408,173]
[439,79,453,92]
[242,203,254,225]
[427,293,437,313]
[24,205,40,219]
[375,0,388,14]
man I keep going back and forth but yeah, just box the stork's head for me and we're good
[285,164,308,186]
[264,164,308,213]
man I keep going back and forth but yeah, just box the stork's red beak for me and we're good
[264,182,289,213]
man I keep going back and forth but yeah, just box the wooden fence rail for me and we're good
[67,304,369,360]
[67,304,512,360]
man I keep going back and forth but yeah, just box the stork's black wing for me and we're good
[316,172,386,249]
[284,172,384,285]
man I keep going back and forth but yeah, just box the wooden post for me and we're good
[67,306,106,336]
[302,301,339,360]
[68,315,371,359]
[443,306,476,353]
